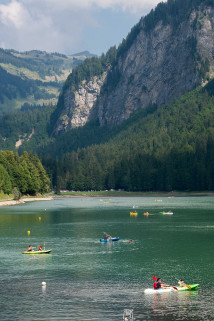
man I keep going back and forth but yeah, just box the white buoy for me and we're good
[42,281,46,286]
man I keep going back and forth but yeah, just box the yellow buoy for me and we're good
[27,230,30,236]
[39,217,41,221]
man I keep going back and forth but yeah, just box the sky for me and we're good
[0,0,165,56]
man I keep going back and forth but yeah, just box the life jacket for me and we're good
[154,281,161,289]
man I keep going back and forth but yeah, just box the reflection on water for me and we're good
[0,196,214,320]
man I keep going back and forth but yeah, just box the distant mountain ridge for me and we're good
[72,51,97,57]
[52,0,214,134]
[0,49,93,114]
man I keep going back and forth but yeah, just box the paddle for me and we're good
[184,283,191,290]
[152,276,178,290]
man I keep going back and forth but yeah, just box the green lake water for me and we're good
[0,196,214,321]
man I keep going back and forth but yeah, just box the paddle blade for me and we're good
[173,286,178,290]
[185,284,191,290]
[152,276,157,280]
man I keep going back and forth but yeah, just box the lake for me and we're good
[0,196,214,321]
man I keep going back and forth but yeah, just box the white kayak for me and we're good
[145,288,175,294]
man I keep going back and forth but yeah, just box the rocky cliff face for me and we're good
[54,73,106,134]
[97,7,214,127]
[54,5,214,134]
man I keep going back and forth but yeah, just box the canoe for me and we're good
[144,284,199,294]
[160,211,173,215]
[100,237,120,242]
[22,249,52,254]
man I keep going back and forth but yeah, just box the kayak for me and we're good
[130,212,138,215]
[22,249,52,254]
[144,284,199,294]
[100,237,120,242]
[160,211,173,215]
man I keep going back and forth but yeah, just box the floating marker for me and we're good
[27,230,30,236]
[39,217,41,221]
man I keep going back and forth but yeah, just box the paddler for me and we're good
[154,278,169,290]
[178,279,185,287]
[104,232,111,240]
[38,245,43,251]
[27,245,33,251]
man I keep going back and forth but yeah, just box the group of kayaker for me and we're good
[154,278,185,289]
[27,244,43,252]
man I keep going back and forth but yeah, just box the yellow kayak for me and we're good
[22,249,52,254]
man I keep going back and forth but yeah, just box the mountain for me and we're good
[1,0,214,193]
[1,76,214,192]
[52,0,214,135]
[0,49,93,114]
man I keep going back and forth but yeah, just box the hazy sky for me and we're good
[0,0,165,55]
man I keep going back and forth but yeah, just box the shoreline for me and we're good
[54,192,214,198]
[0,197,54,207]
[0,192,214,207]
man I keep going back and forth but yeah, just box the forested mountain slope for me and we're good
[0,49,91,114]
[42,79,214,192]
[0,105,55,151]
[52,0,214,135]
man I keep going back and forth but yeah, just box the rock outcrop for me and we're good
[54,73,106,134]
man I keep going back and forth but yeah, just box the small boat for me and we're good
[144,212,149,215]
[100,237,120,242]
[22,249,52,254]
[160,211,173,215]
[144,284,199,294]
[130,211,138,216]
